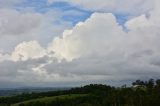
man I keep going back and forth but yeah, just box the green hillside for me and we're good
[12,94,88,106]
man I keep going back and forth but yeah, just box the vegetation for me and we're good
[0,79,160,106]
[12,94,88,106]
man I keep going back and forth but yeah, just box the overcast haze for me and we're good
[0,0,160,88]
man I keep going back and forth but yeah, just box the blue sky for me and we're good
[14,0,128,26]
[15,0,93,25]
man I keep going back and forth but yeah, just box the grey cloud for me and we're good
[0,56,49,86]
[43,51,160,83]
[0,10,42,36]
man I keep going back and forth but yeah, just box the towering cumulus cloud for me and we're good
[48,13,126,61]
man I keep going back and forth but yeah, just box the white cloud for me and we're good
[125,1,160,30]
[11,41,46,61]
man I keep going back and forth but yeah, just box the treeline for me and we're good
[0,79,160,106]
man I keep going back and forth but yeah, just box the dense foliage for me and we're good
[0,79,160,106]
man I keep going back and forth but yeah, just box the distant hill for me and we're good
[0,87,70,96]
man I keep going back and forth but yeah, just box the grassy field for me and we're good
[11,94,88,106]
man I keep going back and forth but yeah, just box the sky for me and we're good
[0,0,160,88]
